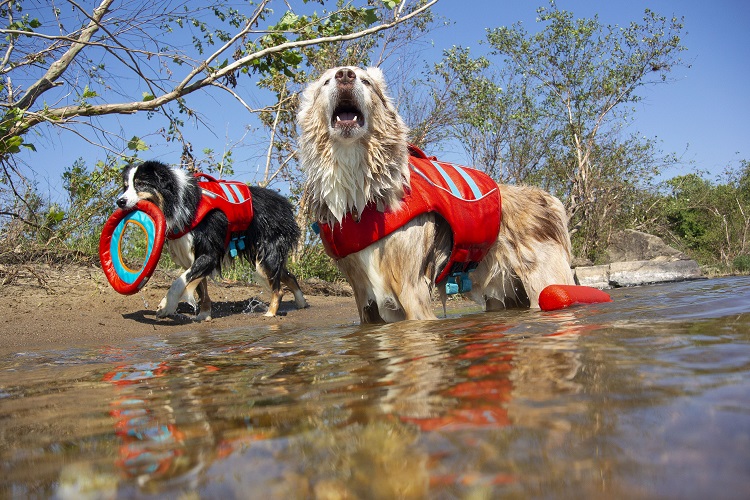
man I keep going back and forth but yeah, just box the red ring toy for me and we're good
[99,200,166,295]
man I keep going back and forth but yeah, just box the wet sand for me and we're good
[1,264,360,355]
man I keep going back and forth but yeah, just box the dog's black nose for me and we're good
[116,197,127,208]
[335,68,356,85]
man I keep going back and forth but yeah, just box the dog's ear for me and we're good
[364,66,387,90]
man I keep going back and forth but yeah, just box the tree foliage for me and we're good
[423,46,554,186]
[663,161,750,269]
[0,0,437,260]
[486,3,685,253]
[0,1,434,171]
[2,0,745,277]
[417,1,686,261]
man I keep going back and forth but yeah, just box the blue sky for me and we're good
[429,0,750,180]
[21,0,750,202]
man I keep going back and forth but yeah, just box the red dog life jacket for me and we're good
[317,145,501,283]
[169,173,254,245]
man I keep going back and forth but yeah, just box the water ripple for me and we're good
[1,277,750,498]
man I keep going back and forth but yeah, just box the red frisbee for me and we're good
[99,200,166,295]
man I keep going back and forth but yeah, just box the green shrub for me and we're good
[733,254,750,273]
[289,243,343,282]
[0,157,122,264]
[220,257,257,283]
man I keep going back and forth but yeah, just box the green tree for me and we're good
[419,2,686,260]
[487,4,685,221]
[423,46,554,185]
[664,161,750,268]
[664,173,722,264]
[568,132,670,260]
[0,0,437,234]
[0,0,437,264]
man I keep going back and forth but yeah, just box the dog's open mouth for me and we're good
[331,101,365,131]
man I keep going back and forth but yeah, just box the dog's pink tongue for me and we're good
[336,112,358,123]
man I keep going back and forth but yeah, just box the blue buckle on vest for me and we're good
[229,235,246,258]
[445,271,473,295]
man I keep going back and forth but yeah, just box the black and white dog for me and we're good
[117,160,308,320]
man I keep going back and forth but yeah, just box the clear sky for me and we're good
[427,0,750,180]
[19,0,750,202]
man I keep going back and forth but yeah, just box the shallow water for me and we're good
[2,277,750,499]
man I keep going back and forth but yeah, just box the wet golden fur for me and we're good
[298,66,574,323]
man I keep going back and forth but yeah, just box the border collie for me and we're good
[117,161,307,320]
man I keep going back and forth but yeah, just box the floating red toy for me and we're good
[99,200,166,295]
[539,284,612,311]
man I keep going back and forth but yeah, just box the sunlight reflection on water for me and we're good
[1,277,749,498]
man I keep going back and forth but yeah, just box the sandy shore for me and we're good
[1,264,360,355]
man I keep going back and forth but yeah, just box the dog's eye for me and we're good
[362,78,371,86]
[323,79,330,86]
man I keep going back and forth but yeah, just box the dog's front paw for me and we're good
[195,311,212,322]
[156,297,177,318]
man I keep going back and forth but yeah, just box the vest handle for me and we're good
[408,143,433,160]
[194,172,220,183]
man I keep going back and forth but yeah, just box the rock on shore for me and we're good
[573,230,703,289]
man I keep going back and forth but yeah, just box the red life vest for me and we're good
[317,145,502,283]
[169,173,254,245]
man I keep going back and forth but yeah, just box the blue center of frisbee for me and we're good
[110,210,155,284]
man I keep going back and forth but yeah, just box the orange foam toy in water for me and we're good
[539,284,612,311]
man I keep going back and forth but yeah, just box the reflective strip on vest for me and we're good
[411,160,490,202]
[169,179,254,243]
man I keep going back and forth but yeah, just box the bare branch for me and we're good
[0,8,16,72]
[263,149,296,188]
[16,0,439,130]
[178,0,439,94]
[177,0,272,95]
[15,0,115,110]
[263,85,285,185]
[209,81,266,114]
